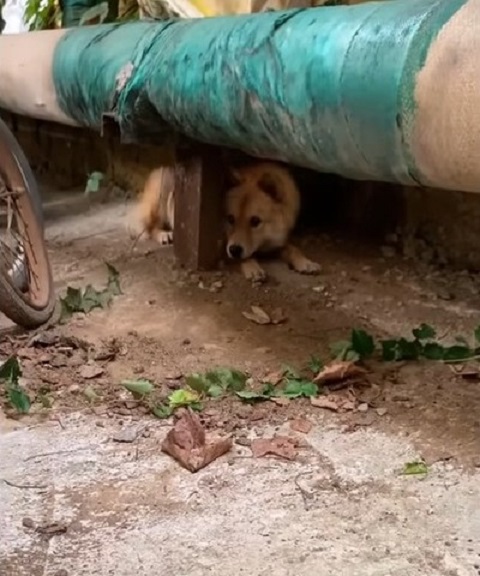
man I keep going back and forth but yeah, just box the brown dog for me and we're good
[129,161,320,281]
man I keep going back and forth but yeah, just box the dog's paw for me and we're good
[293,258,321,275]
[154,230,173,245]
[241,259,267,283]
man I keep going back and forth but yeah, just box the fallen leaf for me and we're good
[161,410,232,472]
[122,379,154,396]
[78,363,104,379]
[401,461,428,476]
[242,305,271,325]
[250,436,297,460]
[314,361,366,385]
[261,370,285,385]
[310,394,356,413]
[289,418,313,434]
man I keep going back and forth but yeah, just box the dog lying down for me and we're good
[130,161,321,282]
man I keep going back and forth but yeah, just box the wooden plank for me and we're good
[173,147,225,270]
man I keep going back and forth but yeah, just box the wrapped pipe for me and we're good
[0,0,478,192]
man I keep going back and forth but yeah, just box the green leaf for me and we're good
[152,404,173,419]
[422,342,445,361]
[122,379,154,396]
[235,390,270,402]
[84,170,105,193]
[207,384,224,398]
[281,364,300,380]
[307,355,323,374]
[381,340,398,361]
[0,356,22,383]
[351,329,375,358]
[401,461,428,476]
[62,286,83,312]
[442,345,473,363]
[412,323,436,341]
[8,386,30,414]
[397,338,421,361]
[282,379,318,398]
[168,388,200,408]
[82,284,105,313]
[83,386,99,403]
[186,373,209,393]
[474,326,480,345]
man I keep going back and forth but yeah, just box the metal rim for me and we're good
[0,136,51,310]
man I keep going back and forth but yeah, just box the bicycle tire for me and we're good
[0,117,56,329]
[0,117,44,229]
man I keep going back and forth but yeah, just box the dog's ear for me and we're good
[258,173,281,202]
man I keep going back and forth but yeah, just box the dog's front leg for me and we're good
[241,258,267,282]
[281,243,321,275]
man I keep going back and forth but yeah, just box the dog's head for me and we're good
[225,166,291,261]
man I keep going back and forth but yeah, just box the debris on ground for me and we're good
[310,392,356,413]
[78,363,104,380]
[242,305,287,325]
[112,424,144,443]
[289,418,313,434]
[250,435,298,460]
[314,360,366,386]
[161,410,233,472]
[59,263,122,323]
[401,461,428,476]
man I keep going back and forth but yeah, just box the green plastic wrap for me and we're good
[53,0,466,184]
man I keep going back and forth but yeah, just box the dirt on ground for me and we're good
[2,197,480,468]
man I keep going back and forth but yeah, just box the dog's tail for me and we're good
[131,167,175,239]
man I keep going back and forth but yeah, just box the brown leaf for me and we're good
[262,370,285,385]
[242,305,271,325]
[78,363,104,380]
[289,418,313,434]
[310,394,356,413]
[314,361,366,385]
[251,436,297,460]
[161,410,232,473]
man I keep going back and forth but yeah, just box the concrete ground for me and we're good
[1,193,480,576]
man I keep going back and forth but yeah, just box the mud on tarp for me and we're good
[52,0,465,184]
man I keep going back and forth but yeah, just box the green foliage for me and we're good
[0,357,30,413]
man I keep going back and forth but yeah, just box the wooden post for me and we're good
[173,147,225,270]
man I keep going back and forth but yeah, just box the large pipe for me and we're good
[0,0,478,193]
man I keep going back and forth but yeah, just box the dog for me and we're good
[129,160,320,282]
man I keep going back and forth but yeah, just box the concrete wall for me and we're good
[5,112,480,271]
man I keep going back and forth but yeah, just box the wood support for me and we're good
[173,147,225,271]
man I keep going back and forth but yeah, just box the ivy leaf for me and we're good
[412,323,436,341]
[307,355,323,374]
[152,404,172,419]
[8,387,31,414]
[282,379,318,398]
[0,356,22,382]
[122,379,154,396]
[422,342,445,361]
[168,389,201,409]
[381,340,398,361]
[106,263,122,296]
[442,345,473,363]
[401,461,428,476]
[351,329,375,358]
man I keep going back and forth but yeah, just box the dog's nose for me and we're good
[228,244,243,259]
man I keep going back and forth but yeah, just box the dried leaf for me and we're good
[310,394,356,413]
[242,305,271,325]
[261,370,285,386]
[289,418,313,434]
[314,360,366,385]
[250,436,297,460]
[161,411,232,472]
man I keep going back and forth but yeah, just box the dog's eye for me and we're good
[250,216,262,228]
[227,214,235,225]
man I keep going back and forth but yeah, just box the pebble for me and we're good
[67,384,80,394]
[376,407,388,417]
[357,403,369,413]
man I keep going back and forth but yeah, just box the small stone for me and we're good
[312,285,326,293]
[210,280,224,293]
[376,407,388,416]
[78,363,104,380]
[95,421,105,428]
[67,384,80,394]
[357,403,369,413]
[22,517,35,529]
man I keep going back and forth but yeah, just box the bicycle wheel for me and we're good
[0,117,56,329]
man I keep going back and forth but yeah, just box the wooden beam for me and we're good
[173,147,225,270]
